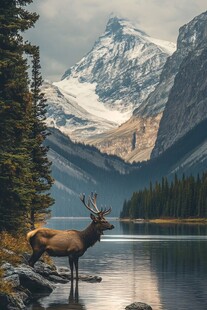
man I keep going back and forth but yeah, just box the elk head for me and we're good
[80,192,114,234]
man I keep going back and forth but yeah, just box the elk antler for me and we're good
[80,193,112,216]
[89,192,100,213]
[101,207,112,216]
[80,193,100,215]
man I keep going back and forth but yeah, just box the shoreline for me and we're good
[119,218,207,224]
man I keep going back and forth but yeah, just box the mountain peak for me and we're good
[105,15,123,34]
[105,15,147,38]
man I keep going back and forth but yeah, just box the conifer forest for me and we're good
[0,0,54,233]
[120,173,207,219]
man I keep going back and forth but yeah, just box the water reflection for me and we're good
[120,220,207,235]
[32,282,86,310]
[68,282,86,310]
[29,218,207,310]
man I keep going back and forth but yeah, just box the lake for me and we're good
[28,217,207,310]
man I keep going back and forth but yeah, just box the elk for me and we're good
[27,193,114,281]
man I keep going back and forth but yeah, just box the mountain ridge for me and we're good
[61,16,175,110]
[47,122,207,217]
[152,40,207,158]
[134,10,207,117]
[44,15,175,144]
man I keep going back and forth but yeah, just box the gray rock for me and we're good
[57,266,102,282]
[1,260,103,310]
[14,264,55,294]
[1,262,15,276]
[80,275,102,282]
[34,261,57,277]
[126,302,152,310]
[47,274,69,283]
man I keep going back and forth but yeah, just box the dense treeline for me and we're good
[0,0,54,232]
[120,173,207,219]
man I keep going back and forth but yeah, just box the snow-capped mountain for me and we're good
[45,16,175,141]
[94,10,207,163]
[61,16,175,111]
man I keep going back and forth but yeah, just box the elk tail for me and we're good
[27,229,39,243]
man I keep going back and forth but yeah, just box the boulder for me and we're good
[0,260,102,309]
[14,264,55,294]
[1,262,55,309]
[126,302,152,310]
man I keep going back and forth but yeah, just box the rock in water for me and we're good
[126,302,153,310]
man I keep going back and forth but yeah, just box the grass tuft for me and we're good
[0,231,30,266]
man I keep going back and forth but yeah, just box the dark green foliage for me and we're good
[29,46,54,228]
[120,173,207,219]
[0,1,53,232]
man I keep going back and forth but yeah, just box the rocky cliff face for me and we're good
[86,113,162,162]
[134,10,207,118]
[151,41,207,158]
[86,11,207,162]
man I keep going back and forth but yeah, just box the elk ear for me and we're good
[90,214,97,222]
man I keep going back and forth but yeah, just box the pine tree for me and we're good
[0,1,52,232]
[29,46,54,229]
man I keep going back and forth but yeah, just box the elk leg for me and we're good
[69,256,74,282]
[74,257,79,282]
[74,279,79,301]
[28,249,44,267]
[69,280,74,303]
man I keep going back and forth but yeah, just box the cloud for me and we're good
[25,0,207,81]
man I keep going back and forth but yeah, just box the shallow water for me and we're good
[28,218,207,310]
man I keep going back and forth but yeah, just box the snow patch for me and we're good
[121,19,176,54]
[147,37,176,54]
[54,78,131,125]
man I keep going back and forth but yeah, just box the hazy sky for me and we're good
[25,0,207,81]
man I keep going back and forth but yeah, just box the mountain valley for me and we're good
[44,11,207,216]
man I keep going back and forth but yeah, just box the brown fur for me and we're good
[27,215,114,281]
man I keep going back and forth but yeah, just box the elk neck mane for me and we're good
[80,221,102,248]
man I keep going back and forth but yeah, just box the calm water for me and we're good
[28,218,207,310]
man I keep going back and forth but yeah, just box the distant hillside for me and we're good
[47,125,207,217]
[46,128,141,217]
